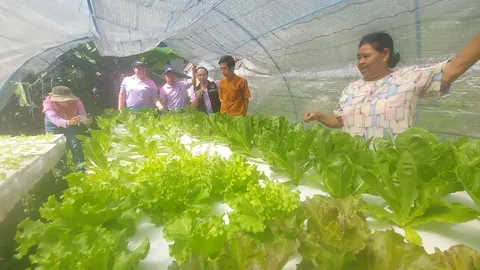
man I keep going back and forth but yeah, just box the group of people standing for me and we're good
[40,55,252,171]
[41,32,480,172]
[117,55,251,117]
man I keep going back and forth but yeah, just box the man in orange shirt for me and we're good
[218,55,251,116]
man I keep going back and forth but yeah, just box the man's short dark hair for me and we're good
[218,55,235,68]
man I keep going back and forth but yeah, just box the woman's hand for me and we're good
[191,64,198,89]
[303,111,344,128]
[86,115,93,126]
[195,89,205,100]
[68,116,81,126]
[303,111,320,123]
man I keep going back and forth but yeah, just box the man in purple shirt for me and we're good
[159,68,194,111]
[118,61,163,111]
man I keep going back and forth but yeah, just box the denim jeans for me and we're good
[45,118,85,172]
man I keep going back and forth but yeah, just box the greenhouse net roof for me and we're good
[0,0,479,137]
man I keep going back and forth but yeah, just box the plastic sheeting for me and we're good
[0,0,93,110]
[1,0,479,137]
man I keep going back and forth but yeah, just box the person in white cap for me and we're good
[158,67,193,111]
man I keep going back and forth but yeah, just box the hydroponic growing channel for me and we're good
[13,110,480,269]
[0,134,66,222]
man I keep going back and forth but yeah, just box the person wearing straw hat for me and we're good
[42,86,92,171]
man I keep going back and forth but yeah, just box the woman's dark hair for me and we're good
[359,32,400,68]
[218,55,235,68]
[195,66,209,75]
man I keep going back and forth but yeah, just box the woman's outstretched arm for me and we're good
[442,35,480,88]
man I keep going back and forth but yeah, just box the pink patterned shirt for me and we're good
[334,61,449,140]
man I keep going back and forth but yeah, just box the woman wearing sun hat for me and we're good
[42,85,92,171]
